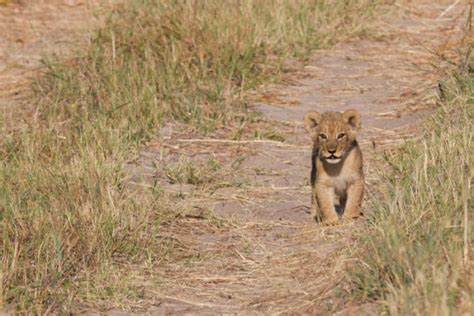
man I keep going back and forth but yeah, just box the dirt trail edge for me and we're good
[124,1,468,314]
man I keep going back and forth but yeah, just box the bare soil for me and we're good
[0,0,469,314]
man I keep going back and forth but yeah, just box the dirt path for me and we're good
[126,1,468,314]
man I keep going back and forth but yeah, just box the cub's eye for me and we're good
[337,133,346,139]
[319,133,327,140]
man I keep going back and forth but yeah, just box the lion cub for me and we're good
[304,109,364,225]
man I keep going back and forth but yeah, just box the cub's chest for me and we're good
[318,164,359,194]
[327,174,352,196]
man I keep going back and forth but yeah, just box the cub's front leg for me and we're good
[342,179,364,219]
[310,145,322,222]
[315,184,339,225]
[311,187,323,222]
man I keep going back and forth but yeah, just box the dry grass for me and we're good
[164,157,221,185]
[142,218,359,314]
[0,0,385,312]
[350,43,473,314]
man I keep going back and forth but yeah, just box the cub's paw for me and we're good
[313,212,323,223]
[323,217,340,226]
[342,212,363,221]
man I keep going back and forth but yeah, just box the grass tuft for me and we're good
[350,45,474,314]
[164,157,220,185]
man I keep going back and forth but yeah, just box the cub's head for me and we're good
[304,109,361,164]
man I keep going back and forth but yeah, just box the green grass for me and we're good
[164,157,220,185]
[0,0,385,312]
[350,46,473,314]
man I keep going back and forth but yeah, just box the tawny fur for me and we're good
[304,109,364,225]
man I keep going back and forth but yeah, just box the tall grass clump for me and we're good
[0,0,384,312]
[351,46,473,314]
[40,0,382,136]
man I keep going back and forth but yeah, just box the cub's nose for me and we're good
[328,149,336,154]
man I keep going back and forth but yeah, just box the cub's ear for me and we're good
[304,111,322,133]
[343,109,361,130]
